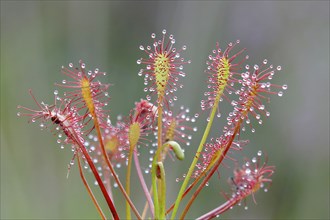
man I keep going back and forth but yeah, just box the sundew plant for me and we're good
[18,30,287,220]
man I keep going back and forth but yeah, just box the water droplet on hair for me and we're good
[162,29,167,35]
[139,45,144,50]
[277,66,282,71]
[69,63,73,68]
[282,84,288,90]
[62,80,66,84]
[278,91,283,97]
[54,90,58,95]
[257,150,262,156]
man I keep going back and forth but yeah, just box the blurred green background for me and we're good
[1,1,329,219]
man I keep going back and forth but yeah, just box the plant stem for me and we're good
[152,152,160,219]
[134,150,154,218]
[157,104,163,161]
[125,143,135,219]
[166,163,211,215]
[93,116,142,220]
[152,98,163,218]
[196,199,236,220]
[76,151,106,220]
[75,134,119,220]
[179,125,241,219]
[171,103,219,219]
[157,162,166,219]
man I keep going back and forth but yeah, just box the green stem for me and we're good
[152,141,184,219]
[179,124,241,219]
[170,103,219,219]
[152,153,160,219]
[125,144,135,219]
[153,98,163,219]
[157,162,166,219]
[157,104,163,161]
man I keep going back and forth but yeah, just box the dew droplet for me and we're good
[282,84,288,90]
[257,150,262,156]
[278,91,283,97]
[139,45,144,50]
[17,112,21,116]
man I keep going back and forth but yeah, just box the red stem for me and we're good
[196,199,237,220]
[76,151,107,220]
[76,136,120,220]
[180,125,241,219]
